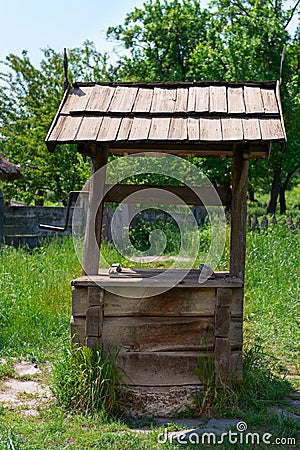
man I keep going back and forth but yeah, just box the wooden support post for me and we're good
[215,288,233,386]
[82,145,109,276]
[230,146,249,281]
[85,286,104,349]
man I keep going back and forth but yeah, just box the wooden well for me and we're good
[46,80,286,416]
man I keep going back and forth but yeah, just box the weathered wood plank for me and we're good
[209,86,227,113]
[109,86,138,112]
[103,317,215,352]
[86,85,115,112]
[215,337,231,385]
[148,117,171,139]
[70,315,85,345]
[244,86,264,113]
[215,306,231,337]
[114,351,242,386]
[103,184,231,206]
[97,117,122,141]
[260,119,285,140]
[227,87,245,113]
[187,117,200,140]
[168,117,187,140]
[72,286,88,317]
[103,316,242,351]
[86,306,103,337]
[242,118,261,140]
[116,117,133,141]
[217,288,233,307]
[221,118,243,141]
[150,88,176,113]
[104,287,217,317]
[132,88,154,112]
[55,116,82,141]
[129,117,152,140]
[261,89,278,113]
[76,116,103,141]
[200,118,222,141]
[174,88,188,112]
[187,87,196,111]
[195,87,209,112]
[231,287,243,317]
[62,86,93,113]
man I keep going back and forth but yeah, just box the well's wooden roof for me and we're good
[46,81,286,157]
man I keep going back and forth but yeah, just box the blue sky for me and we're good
[0,0,298,68]
[0,0,145,66]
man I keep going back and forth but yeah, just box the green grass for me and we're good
[0,227,299,448]
[0,238,81,360]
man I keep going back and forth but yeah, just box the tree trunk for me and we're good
[279,169,299,214]
[266,167,281,214]
[248,187,255,202]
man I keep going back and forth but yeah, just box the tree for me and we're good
[108,0,300,213]
[0,41,110,205]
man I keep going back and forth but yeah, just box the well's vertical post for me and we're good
[230,145,249,281]
[82,144,109,276]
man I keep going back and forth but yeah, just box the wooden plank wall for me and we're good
[71,284,243,387]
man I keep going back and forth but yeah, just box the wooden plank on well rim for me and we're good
[221,118,243,141]
[116,117,133,141]
[129,117,152,140]
[86,85,115,112]
[109,86,138,112]
[150,88,177,113]
[200,118,222,141]
[242,118,261,140]
[104,287,217,316]
[133,88,154,112]
[260,119,285,140]
[227,87,245,114]
[76,116,103,141]
[187,117,200,140]
[261,89,278,113]
[149,117,171,139]
[209,86,227,113]
[97,117,122,141]
[244,86,264,113]
[168,117,187,140]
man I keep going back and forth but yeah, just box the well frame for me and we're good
[46,80,286,415]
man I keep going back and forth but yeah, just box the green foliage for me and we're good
[52,344,123,415]
[0,41,110,205]
[195,342,292,416]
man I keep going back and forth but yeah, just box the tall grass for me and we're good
[0,237,81,360]
[245,225,300,373]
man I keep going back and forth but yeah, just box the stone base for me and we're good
[120,385,203,417]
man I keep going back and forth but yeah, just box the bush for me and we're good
[52,344,123,415]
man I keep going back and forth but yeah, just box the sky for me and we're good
[0,0,145,67]
[0,0,299,69]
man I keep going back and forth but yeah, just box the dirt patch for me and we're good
[0,361,51,415]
